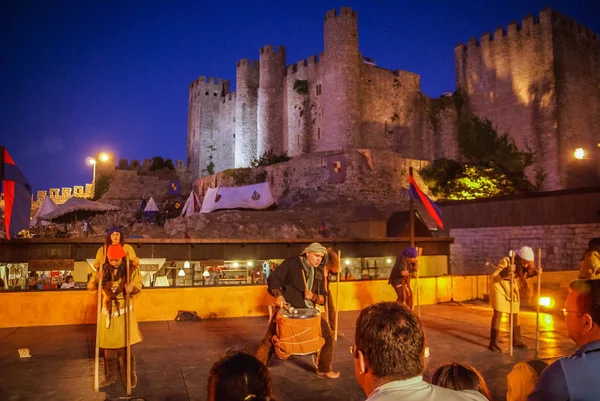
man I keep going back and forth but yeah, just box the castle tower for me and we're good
[257,45,286,157]
[187,77,228,180]
[321,7,361,151]
[455,8,600,190]
[235,59,260,167]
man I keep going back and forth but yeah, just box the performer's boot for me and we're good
[99,357,118,387]
[119,355,138,389]
[513,326,528,349]
[488,328,502,352]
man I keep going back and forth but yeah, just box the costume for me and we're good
[528,339,600,401]
[89,240,142,388]
[578,250,600,279]
[365,376,488,401]
[255,244,337,376]
[388,248,419,309]
[488,247,537,352]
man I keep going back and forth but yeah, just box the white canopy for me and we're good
[200,182,275,213]
[30,196,58,227]
[144,197,159,212]
[38,197,119,222]
[181,191,201,217]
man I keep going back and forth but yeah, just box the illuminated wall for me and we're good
[0,270,576,328]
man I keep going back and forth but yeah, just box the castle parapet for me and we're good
[325,7,357,20]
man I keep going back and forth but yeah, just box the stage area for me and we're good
[0,302,576,401]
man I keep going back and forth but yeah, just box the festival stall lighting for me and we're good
[538,296,554,308]
[345,259,351,265]
[202,270,210,278]
[247,261,253,267]
[386,258,392,264]
[183,261,190,269]
[574,148,586,160]
[177,269,185,277]
[233,262,239,268]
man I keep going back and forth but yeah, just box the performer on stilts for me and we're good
[89,227,143,388]
[388,247,420,309]
[488,246,540,352]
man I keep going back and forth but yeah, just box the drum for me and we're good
[272,308,325,360]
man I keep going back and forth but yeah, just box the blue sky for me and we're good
[1,0,599,193]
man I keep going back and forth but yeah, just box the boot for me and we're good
[255,341,273,365]
[513,326,528,349]
[488,328,502,352]
[119,355,138,389]
[99,357,118,387]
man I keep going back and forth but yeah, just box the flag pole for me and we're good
[409,167,415,248]
[0,146,5,183]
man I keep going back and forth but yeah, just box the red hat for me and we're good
[107,244,126,260]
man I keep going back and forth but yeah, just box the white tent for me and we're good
[30,196,58,227]
[181,191,201,217]
[144,197,159,212]
[200,182,275,213]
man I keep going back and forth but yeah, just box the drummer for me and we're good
[255,242,340,379]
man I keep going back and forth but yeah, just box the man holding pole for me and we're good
[488,246,539,353]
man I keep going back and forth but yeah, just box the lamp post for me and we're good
[86,152,110,199]
[574,148,586,160]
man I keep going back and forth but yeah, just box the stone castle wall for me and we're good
[450,223,599,275]
[456,8,600,190]
[196,150,428,207]
[187,7,599,190]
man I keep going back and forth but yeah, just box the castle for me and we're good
[187,7,600,190]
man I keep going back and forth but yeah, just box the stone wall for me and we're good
[450,223,599,275]
[197,150,428,206]
[553,12,600,188]
[101,169,192,202]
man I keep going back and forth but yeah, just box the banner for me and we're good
[327,154,346,184]
[168,180,180,195]
[1,147,32,239]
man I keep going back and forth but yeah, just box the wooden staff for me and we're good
[125,255,131,395]
[509,250,515,357]
[94,245,106,392]
[416,247,423,317]
[335,250,341,341]
[536,248,542,352]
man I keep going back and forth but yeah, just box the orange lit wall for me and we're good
[0,271,576,328]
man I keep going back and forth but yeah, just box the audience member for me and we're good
[506,360,547,401]
[578,237,600,279]
[528,279,600,400]
[432,362,491,400]
[208,350,276,401]
[61,275,75,289]
[353,302,488,400]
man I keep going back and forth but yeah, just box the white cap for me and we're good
[517,246,535,262]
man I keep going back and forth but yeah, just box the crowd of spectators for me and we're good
[206,278,600,400]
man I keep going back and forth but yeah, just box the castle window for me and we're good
[297,135,300,145]
[316,84,322,96]
[205,91,209,96]
[317,128,321,139]
[214,92,218,97]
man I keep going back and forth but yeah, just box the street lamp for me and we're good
[574,148,586,160]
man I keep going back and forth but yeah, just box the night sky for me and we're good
[1,0,599,193]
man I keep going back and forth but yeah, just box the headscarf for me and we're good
[402,247,418,259]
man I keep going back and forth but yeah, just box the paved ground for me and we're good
[0,301,576,401]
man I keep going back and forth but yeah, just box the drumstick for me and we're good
[301,269,308,291]
[125,255,131,395]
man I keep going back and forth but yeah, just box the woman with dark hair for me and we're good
[93,226,138,270]
[207,350,276,401]
[578,237,600,279]
[89,226,142,388]
[432,362,492,400]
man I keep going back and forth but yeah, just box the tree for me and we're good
[420,117,540,200]
[149,156,175,171]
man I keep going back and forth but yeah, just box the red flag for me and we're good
[1,147,32,239]
[408,174,444,229]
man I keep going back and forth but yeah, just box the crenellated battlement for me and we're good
[285,54,320,76]
[32,183,94,207]
[224,91,237,102]
[116,158,188,172]
[324,7,357,20]
[457,7,598,53]
[236,59,260,69]
[260,45,286,55]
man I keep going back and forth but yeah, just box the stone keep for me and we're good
[187,7,600,190]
